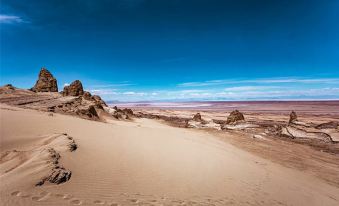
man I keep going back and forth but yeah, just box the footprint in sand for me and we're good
[40,191,49,196]
[18,193,31,198]
[30,192,51,202]
[128,198,139,203]
[55,193,65,198]
[93,200,105,205]
[11,191,32,198]
[109,203,120,206]
[70,199,82,205]
[31,196,42,201]
[11,191,20,197]
[63,194,73,200]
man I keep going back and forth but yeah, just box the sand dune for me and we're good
[1,104,339,205]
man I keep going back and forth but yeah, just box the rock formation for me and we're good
[4,84,15,90]
[82,91,92,100]
[193,113,202,122]
[92,95,107,107]
[63,80,84,96]
[110,106,134,119]
[31,68,58,92]
[122,108,134,116]
[226,110,245,124]
[76,105,98,119]
[289,111,298,124]
[315,121,338,129]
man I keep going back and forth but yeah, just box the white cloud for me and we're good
[0,14,24,24]
[223,86,283,92]
[84,79,339,101]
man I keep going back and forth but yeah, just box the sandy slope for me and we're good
[1,105,339,206]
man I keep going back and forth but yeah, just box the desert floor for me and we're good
[1,104,339,206]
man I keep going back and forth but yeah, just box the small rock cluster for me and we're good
[110,106,134,119]
[226,110,245,124]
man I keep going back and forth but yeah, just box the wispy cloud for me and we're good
[89,83,134,88]
[0,14,24,24]
[177,77,339,87]
[223,86,283,92]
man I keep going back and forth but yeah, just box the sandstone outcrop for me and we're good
[289,111,298,124]
[109,106,134,120]
[192,113,202,121]
[315,121,338,129]
[63,80,84,96]
[92,95,107,107]
[226,110,245,124]
[76,105,98,119]
[31,68,58,92]
[4,84,15,90]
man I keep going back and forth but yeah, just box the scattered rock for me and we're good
[109,106,134,120]
[113,112,123,119]
[63,80,84,96]
[226,110,245,124]
[192,113,202,122]
[31,68,58,92]
[265,125,283,136]
[37,168,72,186]
[289,111,298,124]
[122,108,133,116]
[67,137,78,152]
[315,121,338,129]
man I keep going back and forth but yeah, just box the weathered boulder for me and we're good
[226,110,245,124]
[31,68,58,92]
[289,111,298,124]
[63,80,84,96]
[192,113,202,122]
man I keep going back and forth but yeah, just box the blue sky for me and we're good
[1,0,339,101]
